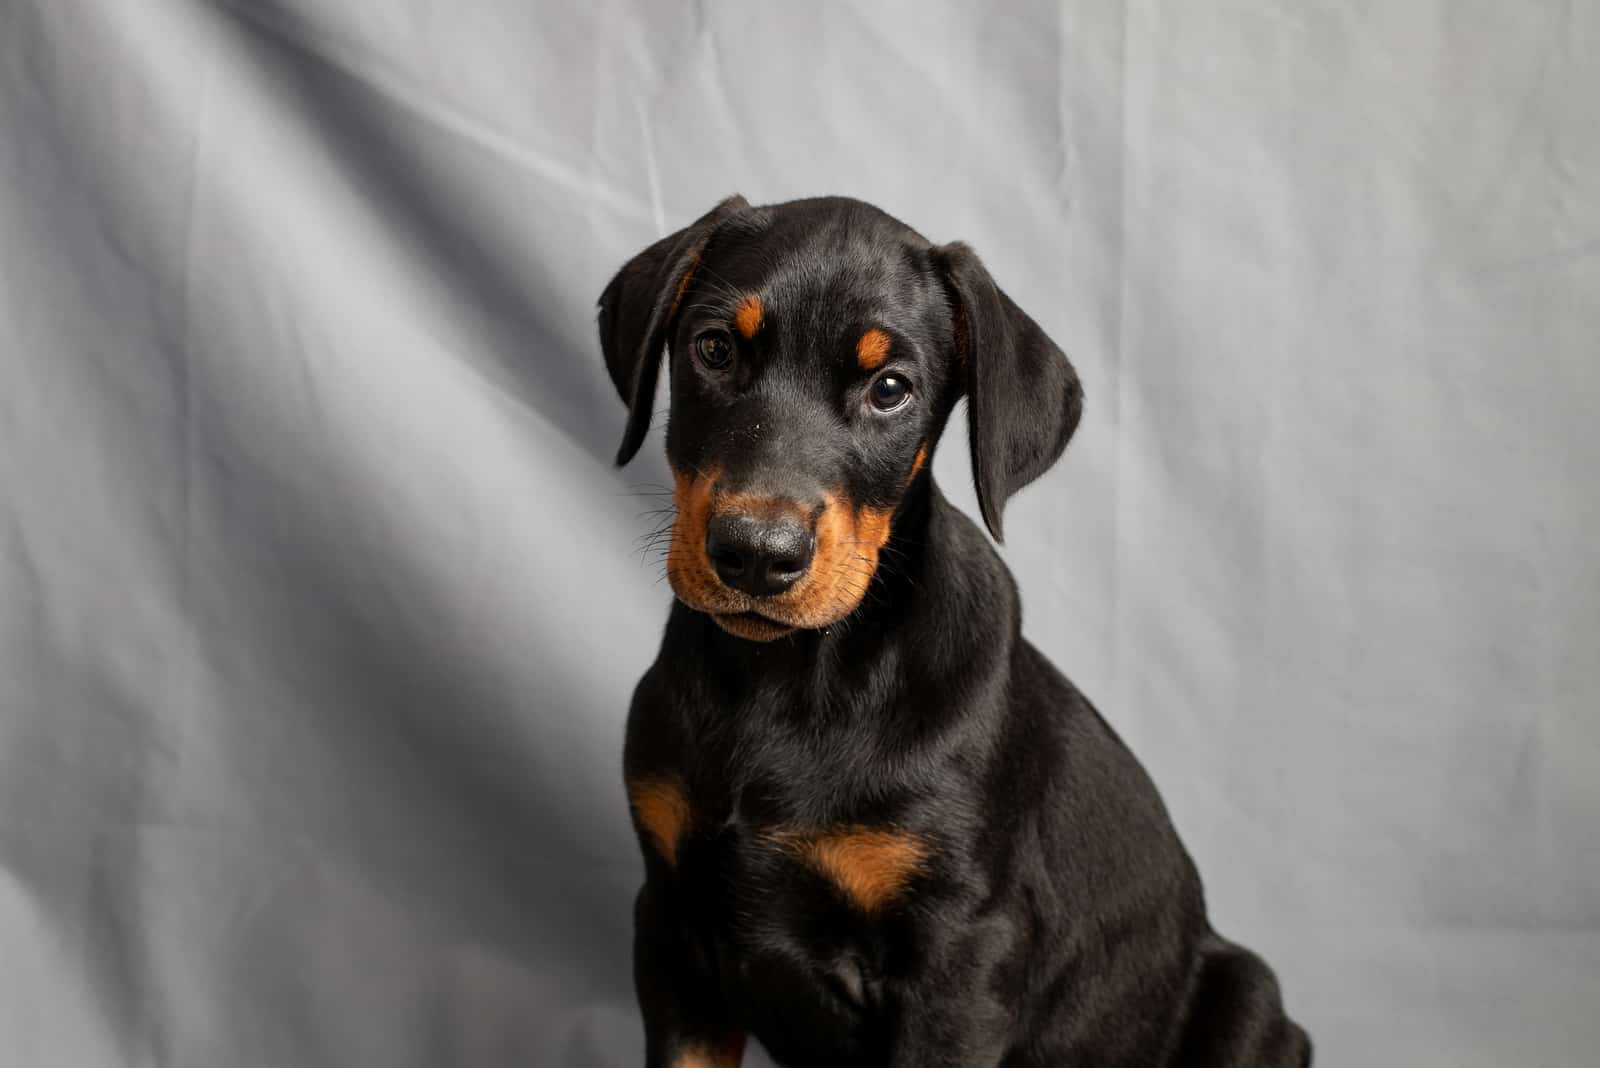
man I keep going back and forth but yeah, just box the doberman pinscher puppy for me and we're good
[598,195,1310,1067]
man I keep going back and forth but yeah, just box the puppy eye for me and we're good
[695,331,734,371]
[869,374,912,412]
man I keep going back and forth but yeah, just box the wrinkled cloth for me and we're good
[2,2,1597,1065]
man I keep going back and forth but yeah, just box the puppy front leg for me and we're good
[1171,933,1312,1067]
[880,915,1017,1068]
[885,1004,1009,1068]
[633,884,745,1068]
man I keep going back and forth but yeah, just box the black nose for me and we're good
[705,512,815,597]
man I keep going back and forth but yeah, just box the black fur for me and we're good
[598,196,1310,1067]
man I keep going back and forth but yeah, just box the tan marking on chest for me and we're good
[734,294,763,338]
[672,1034,746,1068]
[628,778,691,867]
[775,827,928,912]
[856,327,892,371]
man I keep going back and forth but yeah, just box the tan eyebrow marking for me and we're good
[856,327,892,371]
[734,294,763,339]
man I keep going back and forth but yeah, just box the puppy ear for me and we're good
[597,195,750,465]
[936,241,1084,542]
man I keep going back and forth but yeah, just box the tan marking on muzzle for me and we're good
[666,469,894,637]
[783,495,893,624]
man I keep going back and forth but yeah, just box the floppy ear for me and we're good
[597,194,751,465]
[936,241,1084,542]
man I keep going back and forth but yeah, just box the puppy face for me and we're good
[656,206,956,640]
[599,197,1082,641]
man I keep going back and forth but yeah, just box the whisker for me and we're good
[693,261,746,298]
[682,301,734,316]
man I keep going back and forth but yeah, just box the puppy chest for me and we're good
[627,776,928,989]
[628,777,930,914]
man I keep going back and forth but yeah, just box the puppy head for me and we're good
[598,196,1082,640]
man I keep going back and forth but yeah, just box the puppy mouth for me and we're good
[664,468,894,642]
[709,609,797,642]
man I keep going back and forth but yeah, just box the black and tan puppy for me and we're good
[598,195,1310,1067]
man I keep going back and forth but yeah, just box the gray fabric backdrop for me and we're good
[3,1,1597,1064]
